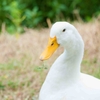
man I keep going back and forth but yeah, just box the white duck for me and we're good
[39,22,100,100]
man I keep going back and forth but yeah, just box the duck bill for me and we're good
[40,37,59,61]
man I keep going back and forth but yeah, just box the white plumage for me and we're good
[39,22,100,100]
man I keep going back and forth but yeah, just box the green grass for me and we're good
[0,57,48,100]
[0,57,100,95]
[0,51,100,100]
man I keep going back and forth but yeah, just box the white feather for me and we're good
[39,22,100,100]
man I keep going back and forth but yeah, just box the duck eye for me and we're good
[62,29,66,32]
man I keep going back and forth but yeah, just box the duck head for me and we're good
[40,22,84,61]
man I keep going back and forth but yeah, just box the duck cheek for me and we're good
[56,39,61,45]
[56,38,63,46]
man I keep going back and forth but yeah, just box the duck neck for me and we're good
[39,43,84,100]
[51,50,82,83]
[46,41,84,86]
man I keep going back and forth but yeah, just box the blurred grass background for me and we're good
[0,0,100,100]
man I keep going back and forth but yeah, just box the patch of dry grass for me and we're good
[0,19,100,100]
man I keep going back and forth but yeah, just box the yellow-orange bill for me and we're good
[39,37,59,61]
